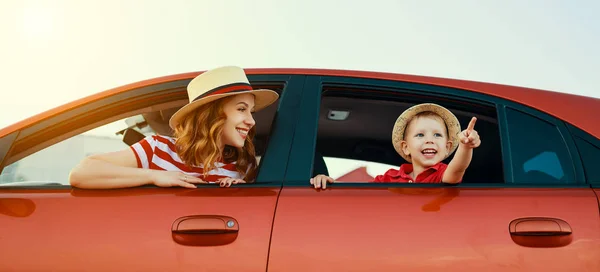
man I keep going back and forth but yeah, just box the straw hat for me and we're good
[169,66,279,129]
[391,103,461,162]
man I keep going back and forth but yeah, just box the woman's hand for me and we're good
[152,171,207,188]
[217,177,246,187]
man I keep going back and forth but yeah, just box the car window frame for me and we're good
[566,123,600,185]
[284,75,589,188]
[0,74,307,189]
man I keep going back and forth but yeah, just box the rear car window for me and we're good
[505,107,575,183]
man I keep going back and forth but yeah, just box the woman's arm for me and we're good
[69,149,205,189]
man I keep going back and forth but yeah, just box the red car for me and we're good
[0,68,599,271]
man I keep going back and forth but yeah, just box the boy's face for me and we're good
[400,115,452,168]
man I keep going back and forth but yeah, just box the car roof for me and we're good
[1,68,598,139]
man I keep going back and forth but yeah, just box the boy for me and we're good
[310,103,481,188]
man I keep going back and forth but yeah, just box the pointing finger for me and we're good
[467,117,477,133]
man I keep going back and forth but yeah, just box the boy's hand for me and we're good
[458,117,481,149]
[310,174,334,189]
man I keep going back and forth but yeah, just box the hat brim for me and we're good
[391,103,461,163]
[168,89,279,129]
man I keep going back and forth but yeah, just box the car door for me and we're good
[267,76,600,271]
[0,74,305,271]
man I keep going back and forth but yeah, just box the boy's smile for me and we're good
[421,148,438,159]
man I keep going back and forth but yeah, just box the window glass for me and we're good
[505,107,575,183]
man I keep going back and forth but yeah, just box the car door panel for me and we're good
[268,187,600,271]
[0,187,278,271]
[595,188,600,213]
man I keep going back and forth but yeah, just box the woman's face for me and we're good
[221,93,256,148]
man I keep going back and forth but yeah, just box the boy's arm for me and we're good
[443,117,481,184]
[443,145,473,183]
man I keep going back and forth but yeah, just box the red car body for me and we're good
[0,68,598,271]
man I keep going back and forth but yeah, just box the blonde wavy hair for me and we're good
[172,97,258,182]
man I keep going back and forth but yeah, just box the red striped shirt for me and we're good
[130,135,245,182]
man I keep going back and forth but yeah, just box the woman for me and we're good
[69,66,279,189]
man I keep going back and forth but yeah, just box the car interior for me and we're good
[314,88,504,183]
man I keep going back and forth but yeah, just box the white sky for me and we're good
[1,0,599,129]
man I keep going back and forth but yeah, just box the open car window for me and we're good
[0,82,283,186]
[312,86,504,184]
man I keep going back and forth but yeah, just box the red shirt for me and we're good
[373,162,452,183]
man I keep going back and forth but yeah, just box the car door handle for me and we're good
[171,215,239,246]
[508,217,572,248]
[509,217,572,236]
